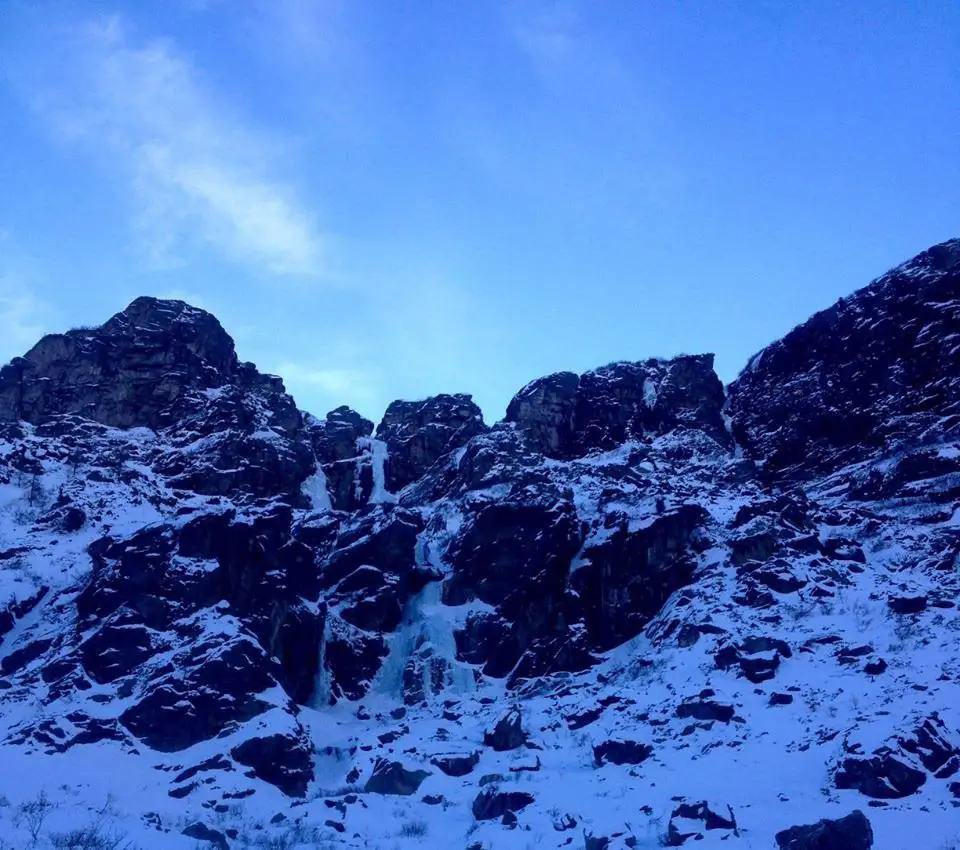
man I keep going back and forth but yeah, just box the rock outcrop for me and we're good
[506,355,728,459]
[728,238,960,483]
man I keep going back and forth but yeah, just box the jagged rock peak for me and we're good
[505,354,728,459]
[0,296,286,430]
[376,393,488,491]
[728,237,960,482]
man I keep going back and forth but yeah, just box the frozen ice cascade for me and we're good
[373,581,476,702]
[356,436,397,504]
[310,615,333,708]
[301,453,333,512]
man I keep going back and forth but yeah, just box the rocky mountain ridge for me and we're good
[0,239,958,850]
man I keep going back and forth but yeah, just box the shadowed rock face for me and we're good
[0,297,295,431]
[505,355,728,459]
[377,393,487,491]
[728,239,960,483]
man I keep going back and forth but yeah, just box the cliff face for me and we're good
[728,239,960,484]
[0,241,958,850]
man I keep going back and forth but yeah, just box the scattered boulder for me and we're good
[484,709,527,752]
[887,595,927,615]
[182,822,230,850]
[430,752,480,777]
[593,740,653,767]
[775,810,873,850]
[666,801,737,846]
[365,758,431,796]
[835,754,927,799]
[472,789,536,821]
[231,731,313,798]
[676,700,735,723]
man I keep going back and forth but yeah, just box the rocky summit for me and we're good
[0,240,959,850]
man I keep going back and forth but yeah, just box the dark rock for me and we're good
[835,754,927,799]
[182,822,230,850]
[472,789,536,821]
[507,356,728,459]
[676,624,701,648]
[769,693,794,706]
[0,298,270,430]
[430,752,480,777]
[570,505,706,652]
[365,758,431,796]
[887,595,927,615]
[566,706,604,730]
[730,530,777,564]
[898,714,959,775]
[666,801,737,846]
[775,810,873,850]
[377,393,487,491]
[755,567,806,594]
[593,740,653,767]
[729,238,960,482]
[740,636,792,658]
[484,709,526,752]
[864,658,888,676]
[739,654,780,684]
[230,732,313,797]
[676,700,735,723]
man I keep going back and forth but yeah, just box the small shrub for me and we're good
[48,825,133,850]
[399,820,429,838]
[15,791,55,846]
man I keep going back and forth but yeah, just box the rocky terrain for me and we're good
[0,239,958,850]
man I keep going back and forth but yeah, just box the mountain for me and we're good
[0,241,958,850]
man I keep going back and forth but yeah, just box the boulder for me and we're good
[430,752,480,777]
[675,700,735,723]
[834,754,926,799]
[666,801,737,846]
[472,789,536,821]
[182,822,230,850]
[231,731,314,797]
[484,709,527,752]
[593,740,653,767]
[775,810,873,850]
[365,758,431,796]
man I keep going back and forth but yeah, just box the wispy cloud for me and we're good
[506,0,581,77]
[18,16,325,277]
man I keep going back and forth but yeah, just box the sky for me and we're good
[0,1,958,424]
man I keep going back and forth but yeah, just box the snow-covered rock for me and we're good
[0,241,958,849]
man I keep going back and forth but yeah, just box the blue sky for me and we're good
[1,1,958,423]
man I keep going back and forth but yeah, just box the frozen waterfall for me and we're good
[373,581,475,703]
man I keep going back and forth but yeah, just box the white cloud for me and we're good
[20,17,325,278]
